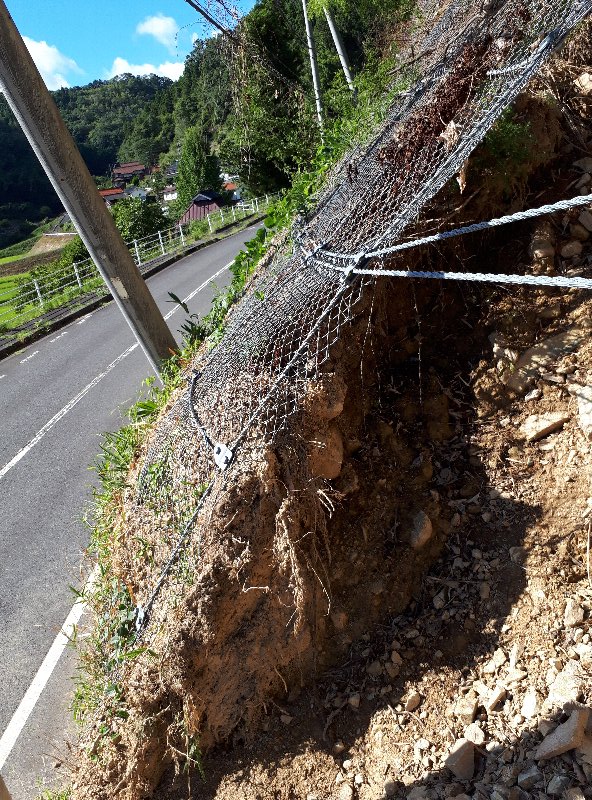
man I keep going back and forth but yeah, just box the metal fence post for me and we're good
[207,215,213,233]
[73,262,82,288]
[33,279,43,307]
[179,224,185,247]
[133,239,141,265]
[220,208,225,224]
[232,206,236,221]
[255,198,259,212]
[158,230,165,255]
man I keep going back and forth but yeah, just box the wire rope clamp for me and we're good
[214,442,233,470]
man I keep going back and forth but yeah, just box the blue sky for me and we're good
[5,1,256,89]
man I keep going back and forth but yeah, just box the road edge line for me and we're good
[0,565,99,770]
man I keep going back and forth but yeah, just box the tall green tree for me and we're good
[177,125,222,210]
[111,197,168,241]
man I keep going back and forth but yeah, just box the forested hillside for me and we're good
[0,0,413,248]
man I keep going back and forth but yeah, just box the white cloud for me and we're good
[136,14,178,52]
[107,57,184,81]
[23,36,82,90]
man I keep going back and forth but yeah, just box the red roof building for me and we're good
[98,187,126,206]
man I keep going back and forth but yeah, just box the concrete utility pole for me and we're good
[0,1,177,376]
[323,6,356,99]
[301,0,324,137]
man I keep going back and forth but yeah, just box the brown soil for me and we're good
[66,22,592,800]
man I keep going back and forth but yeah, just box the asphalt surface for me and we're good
[0,226,259,797]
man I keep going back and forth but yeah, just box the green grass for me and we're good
[0,252,29,265]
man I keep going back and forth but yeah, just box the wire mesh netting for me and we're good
[135,0,591,616]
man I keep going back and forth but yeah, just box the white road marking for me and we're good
[0,261,232,482]
[49,331,68,343]
[163,261,231,320]
[0,374,5,380]
[0,344,138,480]
[0,259,236,765]
[19,351,39,364]
[76,313,94,325]
[0,565,99,771]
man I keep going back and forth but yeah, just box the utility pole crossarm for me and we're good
[0,1,177,375]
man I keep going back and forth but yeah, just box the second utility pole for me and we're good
[0,0,177,377]
[301,0,324,138]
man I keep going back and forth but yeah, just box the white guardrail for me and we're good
[0,193,279,334]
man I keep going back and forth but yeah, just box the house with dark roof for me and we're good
[179,191,223,224]
[111,161,147,186]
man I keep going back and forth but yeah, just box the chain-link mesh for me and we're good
[134,0,590,615]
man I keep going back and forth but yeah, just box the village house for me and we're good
[179,191,223,224]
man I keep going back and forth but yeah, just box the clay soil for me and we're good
[151,203,592,800]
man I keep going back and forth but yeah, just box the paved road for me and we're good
[0,226,259,797]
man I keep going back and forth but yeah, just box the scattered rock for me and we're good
[570,222,590,241]
[464,722,485,745]
[575,72,592,94]
[409,511,433,550]
[564,789,585,800]
[520,412,570,442]
[547,774,571,795]
[544,661,585,711]
[445,738,475,781]
[517,763,544,790]
[384,780,397,797]
[505,328,588,394]
[564,598,586,628]
[405,691,422,712]
[337,784,354,800]
[573,157,592,172]
[567,384,592,440]
[485,685,507,713]
[578,209,592,232]
[407,788,428,800]
[333,741,346,755]
[521,686,538,719]
[454,695,478,725]
[535,707,589,760]
[366,660,382,677]
[561,240,583,259]
[348,693,360,709]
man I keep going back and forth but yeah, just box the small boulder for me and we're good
[409,511,433,550]
[578,209,592,232]
[560,240,583,259]
[520,412,570,442]
[535,707,589,760]
[445,738,474,781]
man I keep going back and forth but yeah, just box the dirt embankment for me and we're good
[65,24,592,800]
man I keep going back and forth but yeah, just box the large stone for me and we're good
[445,738,475,780]
[544,660,584,711]
[505,328,588,394]
[578,209,592,232]
[520,413,570,442]
[560,240,583,259]
[574,157,592,173]
[564,598,585,627]
[575,72,592,94]
[567,384,592,440]
[535,708,589,760]
[308,424,344,479]
[409,511,433,550]
[547,775,571,795]
[517,763,544,789]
